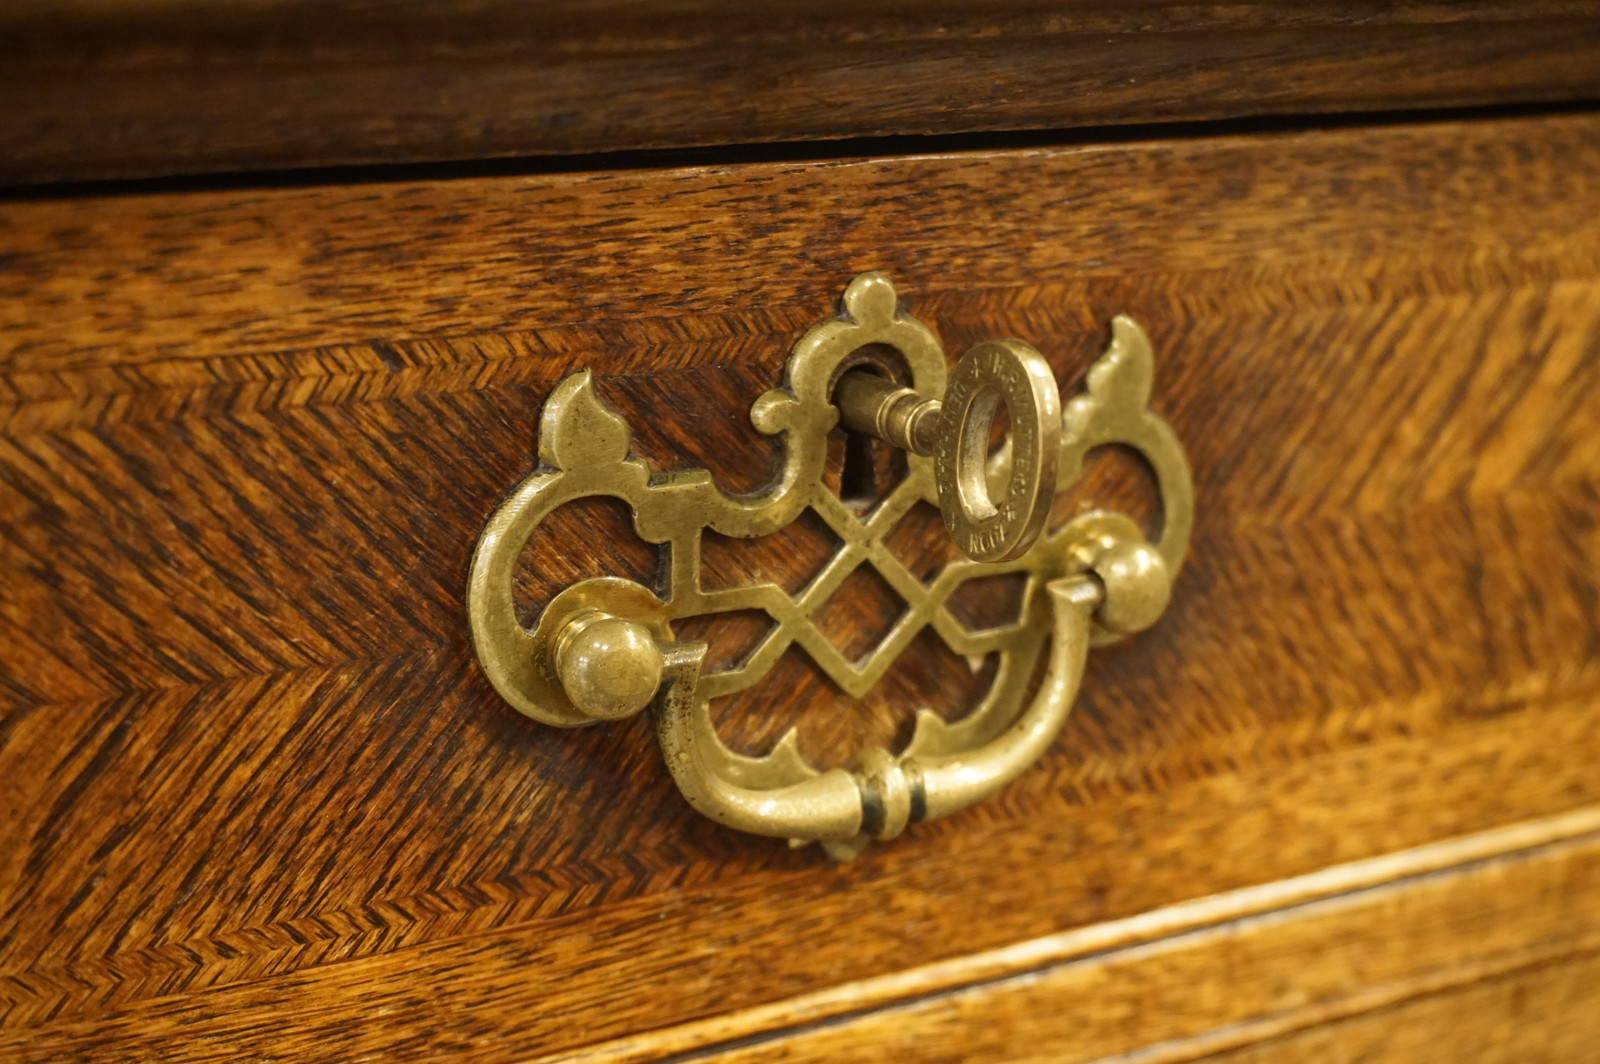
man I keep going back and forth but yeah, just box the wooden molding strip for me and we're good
[547,805,1600,1063]
[6,2,1600,184]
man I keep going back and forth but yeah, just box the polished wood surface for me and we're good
[3,112,1599,1059]
[6,1,1600,184]
[583,810,1600,1063]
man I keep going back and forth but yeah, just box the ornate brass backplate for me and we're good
[468,273,1192,857]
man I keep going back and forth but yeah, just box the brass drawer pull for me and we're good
[468,273,1192,857]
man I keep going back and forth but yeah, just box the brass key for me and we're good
[834,339,1062,562]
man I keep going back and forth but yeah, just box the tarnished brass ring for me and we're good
[933,339,1062,562]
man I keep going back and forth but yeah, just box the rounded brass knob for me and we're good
[554,611,665,721]
[1089,539,1170,635]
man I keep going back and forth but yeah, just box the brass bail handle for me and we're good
[466,271,1195,857]
[834,340,1062,562]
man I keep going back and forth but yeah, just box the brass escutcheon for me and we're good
[467,273,1193,857]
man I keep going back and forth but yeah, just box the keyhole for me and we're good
[838,427,908,513]
[840,429,879,505]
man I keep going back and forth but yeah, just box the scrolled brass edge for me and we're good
[466,273,1194,854]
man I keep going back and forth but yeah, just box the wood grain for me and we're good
[570,808,1600,1063]
[1197,954,1600,1064]
[1,113,1599,1060]
[5,1,1600,184]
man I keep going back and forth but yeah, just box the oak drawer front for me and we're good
[3,113,1599,1060]
[9,3,1600,186]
